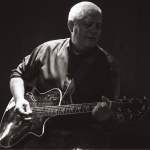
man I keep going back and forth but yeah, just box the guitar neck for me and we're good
[26,86,150,117]
[31,98,149,117]
[32,102,113,117]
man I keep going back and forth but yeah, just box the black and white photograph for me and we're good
[0,0,150,149]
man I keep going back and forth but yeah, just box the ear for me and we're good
[67,20,74,33]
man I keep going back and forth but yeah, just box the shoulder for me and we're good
[43,38,69,46]
[41,38,69,51]
[31,38,69,58]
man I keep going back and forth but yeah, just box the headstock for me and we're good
[112,97,150,117]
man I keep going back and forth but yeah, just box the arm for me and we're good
[10,43,45,112]
[10,44,44,115]
[10,78,32,115]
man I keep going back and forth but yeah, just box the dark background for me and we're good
[1,0,150,149]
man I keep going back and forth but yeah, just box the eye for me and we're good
[83,22,92,28]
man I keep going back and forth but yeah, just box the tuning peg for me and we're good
[123,96,126,99]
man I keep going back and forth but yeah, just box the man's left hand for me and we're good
[92,96,122,128]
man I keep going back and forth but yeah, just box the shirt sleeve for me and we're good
[10,44,44,83]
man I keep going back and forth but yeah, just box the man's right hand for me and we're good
[15,98,32,115]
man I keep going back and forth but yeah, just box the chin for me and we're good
[85,43,97,49]
[85,40,97,48]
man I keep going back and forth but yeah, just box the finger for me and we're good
[92,105,109,122]
[93,103,108,116]
[18,107,29,115]
[94,102,112,118]
[24,103,32,114]
[92,106,103,120]
[96,102,107,107]
[101,102,108,108]
[102,96,110,102]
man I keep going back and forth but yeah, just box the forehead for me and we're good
[80,11,102,23]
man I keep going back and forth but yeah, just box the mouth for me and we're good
[86,37,97,41]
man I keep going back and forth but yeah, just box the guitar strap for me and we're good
[61,50,99,104]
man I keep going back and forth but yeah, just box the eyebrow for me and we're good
[84,18,102,23]
[84,20,102,25]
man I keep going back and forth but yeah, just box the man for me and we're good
[10,1,123,149]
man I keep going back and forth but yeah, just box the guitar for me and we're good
[0,86,149,148]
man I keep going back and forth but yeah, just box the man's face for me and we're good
[72,11,102,52]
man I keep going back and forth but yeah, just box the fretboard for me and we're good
[31,102,112,117]
[31,98,148,117]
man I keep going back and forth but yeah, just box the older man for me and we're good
[10,1,123,149]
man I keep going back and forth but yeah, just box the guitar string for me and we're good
[30,101,143,117]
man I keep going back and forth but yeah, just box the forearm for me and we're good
[10,78,25,101]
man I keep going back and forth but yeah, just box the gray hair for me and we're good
[68,1,102,22]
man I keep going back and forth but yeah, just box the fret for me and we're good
[31,103,97,117]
